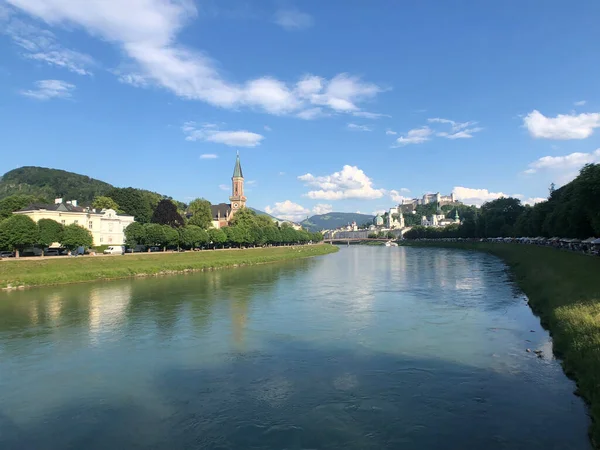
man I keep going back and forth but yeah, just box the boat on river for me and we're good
[385,241,398,247]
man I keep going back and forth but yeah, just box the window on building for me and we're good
[89,221,93,229]
[100,237,103,243]
[108,237,113,243]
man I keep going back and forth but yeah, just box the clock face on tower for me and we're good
[233,203,239,209]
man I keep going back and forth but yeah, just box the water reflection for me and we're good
[0,247,591,449]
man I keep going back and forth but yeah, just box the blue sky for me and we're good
[1,0,600,221]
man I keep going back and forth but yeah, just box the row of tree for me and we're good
[404,164,600,240]
[124,208,323,250]
[0,215,93,256]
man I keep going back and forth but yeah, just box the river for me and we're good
[0,246,590,449]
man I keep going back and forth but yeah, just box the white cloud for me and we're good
[298,165,385,200]
[347,123,372,132]
[273,8,314,31]
[452,186,516,207]
[523,110,600,140]
[265,200,310,222]
[219,184,229,191]
[523,148,600,184]
[352,111,389,119]
[246,180,257,186]
[296,107,326,120]
[115,72,150,87]
[385,130,397,135]
[393,127,432,146]
[312,203,333,215]
[5,1,383,118]
[265,201,334,222]
[574,100,586,106]
[20,79,75,100]
[437,127,483,139]
[200,153,218,159]
[428,117,483,139]
[522,197,546,206]
[278,171,286,176]
[264,125,272,131]
[389,187,411,203]
[183,122,264,147]
[2,11,94,75]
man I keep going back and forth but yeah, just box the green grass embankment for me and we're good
[403,241,600,447]
[0,245,339,290]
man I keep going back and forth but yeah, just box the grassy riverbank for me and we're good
[0,245,338,290]
[403,241,600,447]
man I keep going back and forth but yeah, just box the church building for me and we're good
[210,152,247,229]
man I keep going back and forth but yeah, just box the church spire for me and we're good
[233,151,243,178]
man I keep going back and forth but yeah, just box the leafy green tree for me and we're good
[151,199,185,228]
[208,228,227,249]
[38,219,64,255]
[181,225,209,249]
[143,223,166,249]
[0,194,47,219]
[61,224,93,251]
[187,198,212,229]
[0,215,39,257]
[124,222,146,248]
[106,187,157,223]
[163,225,179,250]
[92,196,120,211]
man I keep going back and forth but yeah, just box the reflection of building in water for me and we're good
[88,284,132,344]
[231,296,249,350]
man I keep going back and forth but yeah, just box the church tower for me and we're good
[229,151,247,213]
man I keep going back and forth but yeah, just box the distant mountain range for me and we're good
[300,212,375,232]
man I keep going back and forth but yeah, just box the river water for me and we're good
[0,246,590,449]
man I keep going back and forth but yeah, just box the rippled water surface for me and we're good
[0,246,590,449]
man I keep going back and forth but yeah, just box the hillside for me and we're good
[0,166,112,203]
[301,212,374,232]
[0,166,278,221]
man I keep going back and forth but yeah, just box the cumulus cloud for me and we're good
[393,127,432,146]
[264,125,272,131]
[347,123,372,132]
[522,197,546,206]
[200,153,218,159]
[574,100,586,106]
[273,8,314,30]
[5,1,383,118]
[523,148,600,184]
[389,188,411,202]
[452,186,515,207]
[20,79,75,100]
[1,10,94,75]
[523,110,600,140]
[385,130,397,135]
[298,165,385,200]
[265,201,333,222]
[182,122,264,147]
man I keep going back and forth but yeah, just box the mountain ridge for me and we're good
[300,212,374,232]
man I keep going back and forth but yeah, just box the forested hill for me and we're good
[0,166,277,222]
[0,166,112,203]
[301,212,375,232]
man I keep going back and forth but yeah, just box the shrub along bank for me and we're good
[0,244,338,290]
[403,240,600,447]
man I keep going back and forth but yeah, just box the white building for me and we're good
[421,208,461,228]
[15,198,135,246]
[387,207,405,229]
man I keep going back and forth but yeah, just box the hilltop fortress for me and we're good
[399,192,458,213]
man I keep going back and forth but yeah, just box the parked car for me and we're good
[44,249,61,256]
[103,246,125,255]
[149,246,161,252]
[0,251,15,258]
